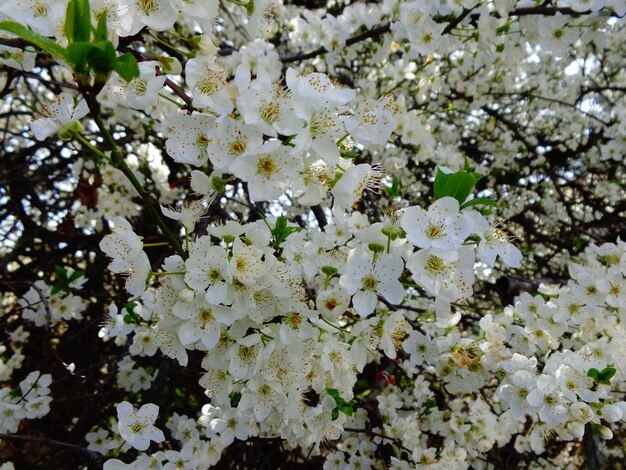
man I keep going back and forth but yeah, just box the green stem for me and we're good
[73,133,112,164]
[320,316,350,335]
[336,132,350,147]
[80,89,187,259]
[143,242,169,247]
[147,32,190,57]
[401,281,420,289]
[158,92,184,108]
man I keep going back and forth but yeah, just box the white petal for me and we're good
[378,280,405,304]
[352,290,377,317]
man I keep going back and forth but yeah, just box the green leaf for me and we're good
[433,167,482,204]
[598,367,616,385]
[327,388,353,420]
[587,368,600,381]
[124,301,138,315]
[570,235,585,251]
[68,270,85,283]
[94,10,108,42]
[86,41,117,72]
[122,302,140,324]
[51,266,83,295]
[588,367,615,385]
[338,402,353,416]
[271,216,302,247]
[65,0,91,43]
[66,42,89,71]
[112,52,140,82]
[433,168,449,200]
[67,41,116,73]
[229,391,242,407]
[421,398,437,417]
[341,150,359,159]
[460,197,498,210]
[0,20,70,62]
[50,284,64,296]
[54,265,68,281]
[386,175,401,198]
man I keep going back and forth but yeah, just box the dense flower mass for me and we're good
[0,0,625,468]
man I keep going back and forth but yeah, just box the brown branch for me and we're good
[0,433,103,464]
[279,5,602,64]
[281,24,391,64]
[164,77,193,110]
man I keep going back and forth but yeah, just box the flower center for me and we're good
[259,384,272,396]
[238,345,253,361]
[257,157,276,177]
[33,2,48,17]
[426,224,443,239]
[599,254,620,266]
[362,275,378,291]
[131,422,146,434]
[139,0,159,14]
[426,255,446,274]
[208,269,221,281]
[229,140,246,156]
[260,102,280,124]
[543,394,556,405]
[133,79,148,96]
[199,308,213,323]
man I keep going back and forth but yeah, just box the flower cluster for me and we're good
[1,0,625,468]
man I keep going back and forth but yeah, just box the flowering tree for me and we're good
[0,0,625,468]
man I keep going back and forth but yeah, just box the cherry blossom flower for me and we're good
[31,93,89,141]
[116,401,165,451]
[339,248,405,317]
[99,217,151,296]
[118,0,178,36]
[402,197,472,250]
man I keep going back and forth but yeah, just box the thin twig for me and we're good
[0,433,103,464]
[343,427,412,453]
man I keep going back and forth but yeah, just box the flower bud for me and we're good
[160,56,182,75]
[179,287,195,302]
[321,266,338,276]
[597,425,613,440]
[601,403,623,423]
[566,421,584,439]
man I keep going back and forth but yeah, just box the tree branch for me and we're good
[0,433,103,465]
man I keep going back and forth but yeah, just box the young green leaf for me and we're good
[94,10,108,42]
[588,367,617,385]
[433,168,449,200]
[51,267,85,295]
[55,265,68,282]
[85,41,117,73]
[327,388,353,420]
[598,367,616,385]
[433,167,482,204]
[65,0,91,43]
[0,20,70,62]
[460,197,498,210]
[271,216,301,247]
[386,175,401,198]
[112,52,140,82]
